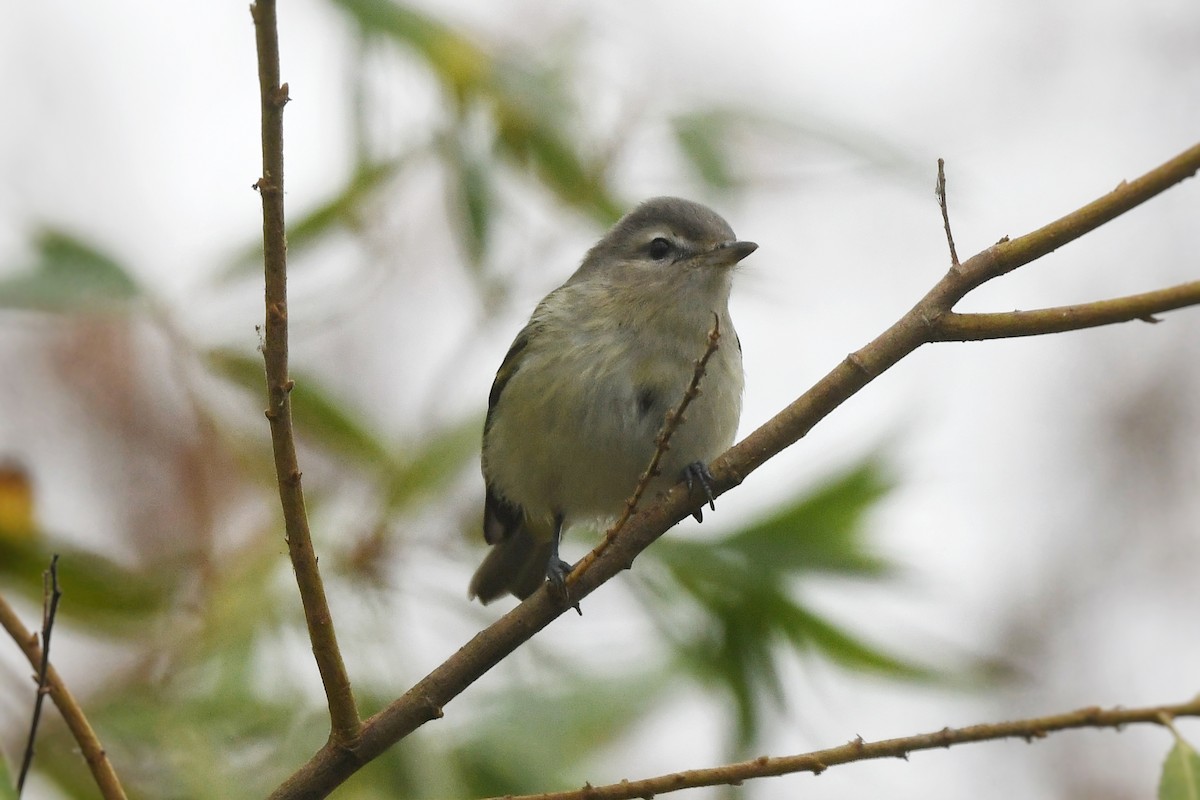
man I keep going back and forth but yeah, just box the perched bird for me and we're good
[469,197,756,604]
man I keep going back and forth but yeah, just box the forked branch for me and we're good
[268,134,1200,797]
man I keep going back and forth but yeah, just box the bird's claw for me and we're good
[683,461,717,522]
[546,557,581,615]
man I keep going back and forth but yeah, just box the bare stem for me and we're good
[936,157,960,267]
[16,556,62,794]
[493,696,1200,800]
[250,0,359,744]
[933,279,1200,339]
[0,589,127,800]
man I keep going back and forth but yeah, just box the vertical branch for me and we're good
[250,0,360,743]
[16,556,61,795]
[935,158,960,268]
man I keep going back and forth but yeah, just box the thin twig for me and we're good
[932,279,1200,340]
[936,157,960,267]
[569,316,722,582]
[268,142,1200,799]
[0,591,127,799]
[493,696,1200,800]
[16,556,62,794]
[250,0,360,744]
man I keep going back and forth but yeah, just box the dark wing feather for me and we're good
[484,329,530,434]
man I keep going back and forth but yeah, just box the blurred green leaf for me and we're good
[330,0,622,224]
[221,156,411,281]
[0,228,141,312]
[645,456,930,746]
[206,348,391,465]
[81,669,313,800]
[0,540,170,632]
[447,670,666,797]
[673,110,738,190]
[723,458,894,577]
[673,105,922,191]
[0,757,14,800]
[780,603,935,679]
[207,348,479,516]
[382,413,481,513]
[1160,737,1200,800]
[438,128,493,270]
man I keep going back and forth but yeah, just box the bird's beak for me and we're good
[690,240,758,269]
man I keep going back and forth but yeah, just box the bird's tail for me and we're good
[468,525,552,604]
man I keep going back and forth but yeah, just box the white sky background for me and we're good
[1,1,1199,798]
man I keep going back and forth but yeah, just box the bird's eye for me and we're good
[647,237,672,260]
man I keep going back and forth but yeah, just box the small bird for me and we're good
[469,197,756,604]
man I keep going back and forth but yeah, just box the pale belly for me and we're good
[483,324,742,527]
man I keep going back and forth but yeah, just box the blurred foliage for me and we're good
[1159,734,1200,800]
[0,2,931,799]
[643,460,933,747]
[0,539,171,633]
[0,228,141,313]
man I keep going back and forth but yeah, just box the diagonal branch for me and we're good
[494,696,1200,800]
[722,141,1200,488]
[0,590,127,800]
[267,141,1200,798]
[250,0,360,744]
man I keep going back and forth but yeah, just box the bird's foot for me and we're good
[683,461,717,523]
[546,557,581,615]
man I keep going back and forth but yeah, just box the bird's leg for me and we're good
[683,461,717,523]
[545,513,581,614]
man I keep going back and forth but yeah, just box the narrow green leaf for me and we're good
[673,111,737,190]
[780,604,935,680]
[0,756,15,800]
[674,104,921,185]
[0,540,170,631]
[0,228,141,312]
[382,413,482,512]
[449,671,666,796]
[206,348,390,465]
[331,0,623,224]
[1160,738,1200,800]
[723,458,894,577]
[330,0,485,85]
[438,129,493,269]
[220,156,409,281]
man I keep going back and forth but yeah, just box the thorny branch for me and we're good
[494,696,1200,800]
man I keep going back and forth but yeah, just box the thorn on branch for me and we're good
[845,351,874,377]
[254,176,282,195]
[1138,314,1161,324]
